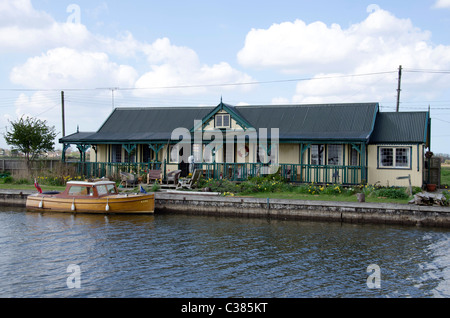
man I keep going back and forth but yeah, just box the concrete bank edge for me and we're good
[1,191,450,228]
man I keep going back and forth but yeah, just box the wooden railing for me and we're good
[73,161,364,185]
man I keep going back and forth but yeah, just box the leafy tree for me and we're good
[4,116,57,164]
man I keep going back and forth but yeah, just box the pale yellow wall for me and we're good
[367,144,424,187]
[88,144,107,162]
[279,144,299,164]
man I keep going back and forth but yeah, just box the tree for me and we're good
[4,116,57,164]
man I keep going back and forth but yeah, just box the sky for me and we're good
[1,0,450,154]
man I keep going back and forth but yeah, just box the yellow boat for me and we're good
[26,180,154,214]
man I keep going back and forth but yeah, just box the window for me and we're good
[395,148,409,167]
[68,186,92,196]
[142,145,151,162]
[380,148,393,167]
[350,148,359,166]
[106,184,117,194]
[311,145,324,165]
[96,185,107,196]
[215,114,230,128]
[193,144,202,163]
[112,144,122,163]
[203,144,214,163]
[169,145,179,163]
[328,145,342,165]
[379,147,410,168]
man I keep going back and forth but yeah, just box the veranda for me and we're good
[73,161,365,185]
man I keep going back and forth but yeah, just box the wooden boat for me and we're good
[26,180,154,214]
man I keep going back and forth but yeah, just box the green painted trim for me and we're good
[417,144,420,172]
[376,145,413,170]
[190,102,254,133]
[351,143,362,155]
[122,143,136,154]
[367,103,380,142]
[148,144,164,154]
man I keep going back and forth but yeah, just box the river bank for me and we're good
[1,189,450,228]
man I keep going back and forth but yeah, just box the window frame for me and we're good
[111,144,122,163]
[169,144,179,163]
[215,114,231,128]
[310,144,325,165]
[327,144,343,166]
[377,146,412,169]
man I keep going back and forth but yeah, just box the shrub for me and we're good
[371,187,409,199]
[3,176,13,184]
[151,182,160,192]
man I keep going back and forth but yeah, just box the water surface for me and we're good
[0,207,449,298]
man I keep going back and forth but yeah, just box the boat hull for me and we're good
[26,193,155,214]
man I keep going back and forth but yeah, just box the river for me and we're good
[0,206,449,298]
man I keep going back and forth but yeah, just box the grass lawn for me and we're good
[243,191,413,205]
[2,166,449,206]
[0,183,66,192]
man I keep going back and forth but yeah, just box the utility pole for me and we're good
[111,87,118,110]
[396,65,402,112]
[61,91,65,137]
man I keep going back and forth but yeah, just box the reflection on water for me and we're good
[0,206,449,297]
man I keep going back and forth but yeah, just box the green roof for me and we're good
[59,102,428,145]
[369,111,430,144]
[236,103,378,140]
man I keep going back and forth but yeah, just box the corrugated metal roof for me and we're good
[58,102,426,145]
[369,111,429,143]
[236,103,378,140]
[60,131,96,142]
[84,107,213,142]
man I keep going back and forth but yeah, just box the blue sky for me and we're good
[1,0,450,154]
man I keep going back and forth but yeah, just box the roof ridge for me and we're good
[113,106,214,110]
[235,102,378,108]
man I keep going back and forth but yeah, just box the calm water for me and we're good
[0,206,449,298]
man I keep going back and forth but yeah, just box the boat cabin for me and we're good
[60,181,118,198]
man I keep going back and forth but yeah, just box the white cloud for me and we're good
[0,0,93,53]
[134,38,253,96]
[433,0,450,8]
[0,0,53,28]
[10,47,138,89]
[3,1,253,98]
[3,1,253,97]
[237,8,433,74]
[9,90,113,148]
[238,6,450,104]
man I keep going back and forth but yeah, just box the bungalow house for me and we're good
[60,101,431,187]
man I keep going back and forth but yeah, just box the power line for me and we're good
[0,68,449,94]
[0,70,397,93]
[404,68,450,74]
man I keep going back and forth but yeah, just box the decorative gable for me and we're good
[191,99,253,132]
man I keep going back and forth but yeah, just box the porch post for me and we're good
[361,142,367,184]
[149,143,164,167]
[300,143,311,182]
[62,143,70,162]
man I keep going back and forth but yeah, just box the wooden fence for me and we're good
[0,159,68,175]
